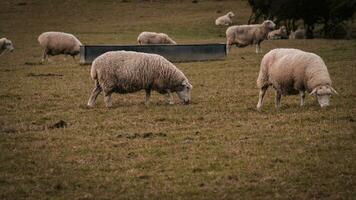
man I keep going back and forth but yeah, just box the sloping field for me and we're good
[0,0,355,199]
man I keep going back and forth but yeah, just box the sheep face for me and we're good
[4,39,14,52]
[310,85,338,108]
[281,26,287,33]
[263,20,276,30]
[176,80,193,104]
[227,12,235,18]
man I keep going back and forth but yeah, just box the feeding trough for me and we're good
[79,43,226,64]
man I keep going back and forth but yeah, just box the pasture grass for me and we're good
[0,0,355,199]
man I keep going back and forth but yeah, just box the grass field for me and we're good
[0,0,355,199]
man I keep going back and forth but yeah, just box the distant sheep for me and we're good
[0,38,14,56]
[38,31,82,63]
[256,48,338,110]
[215,11,235,26]
[87,51,192,107]
[226,20,276,54]
[137,32,177,45]
[267,25,287,39]
[289,28,306,39]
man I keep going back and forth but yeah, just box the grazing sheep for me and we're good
[137,32,177,45]
[87,51,192,107]
[289,28,306,39]
[0,38,14,56]
[267,25,288,39]
[38,31,82,63]
[226,20,276,54]
[215,11,235,26]
[256,48,338,110]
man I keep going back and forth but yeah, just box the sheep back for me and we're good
[257,48,332,94]
[137,32,176,45]
[91,51,188,94]
[215,12,234,26]
[289,29,306,39]
[226,23,270,46]
[0,38,7,53]
[38,32,82,56]
[268,26,287,39]
[0,38,6,48]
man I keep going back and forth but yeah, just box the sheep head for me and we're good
[227,12,235,18]
[176,80,193,104]
[310,85,338,108]
[263,20,276,30]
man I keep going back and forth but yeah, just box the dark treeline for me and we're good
[248,0,356,38]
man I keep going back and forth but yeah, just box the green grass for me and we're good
[0,0,355,199]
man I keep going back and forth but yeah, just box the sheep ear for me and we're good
[330,86,339,95]
[309,88,317,95]
[182,80,192,89]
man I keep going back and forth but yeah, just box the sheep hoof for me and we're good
[256,105,262,112]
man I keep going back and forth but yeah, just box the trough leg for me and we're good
[300,91,305,106]
[145,89,151,105]
[256,86,268,111]
[104,92,113,108]
[166,90,174,105]
[275,90,282,109]
[87,81,102,107]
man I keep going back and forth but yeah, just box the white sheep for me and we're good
[289,28,306,39]
[215,11,235,26]
[267,25,287,40]
[256,48,338,110]
[38,31,82,63]
[226,20,276,54]
[0,38,14,56]
[87,51,192,107]
[137,32,177,45]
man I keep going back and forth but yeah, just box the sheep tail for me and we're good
[257,52,273,88]
[90,66,97,80]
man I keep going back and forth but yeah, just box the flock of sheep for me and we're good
[0,11,337,110]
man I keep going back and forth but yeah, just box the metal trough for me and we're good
[79,43,226,64]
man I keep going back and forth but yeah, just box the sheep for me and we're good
[137,32,177,45]
[0,38,14,56]
[256,48,338,110]
[87,51,193,107]
[215,11,235,26]
[267,25,287,40]
[226,20,276,54]
[38,31,82,63]
[289,28,306,39]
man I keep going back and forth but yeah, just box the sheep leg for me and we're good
[104,92,113,108]
[299,91,305,106]
[255,44,261,54]
[41,49,48,64]
[87,81,102,107]
[166,90,174,105]
[256,86,268,111]
[226,43,231,54]
[145,89,151,105]
[275,90,282,109]
[0,49,6,56]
